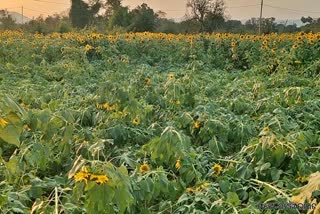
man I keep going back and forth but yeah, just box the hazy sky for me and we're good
[1,0,320,21]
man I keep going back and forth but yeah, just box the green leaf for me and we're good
[271,147,286,167]
[0,125,21,147]
[85,184,115,214]
[0,112,22,147]
[226,192,240,206]
[270,168,282,181]
[114,188,133,214]
[0,195,8,207]
[219,180,230,193]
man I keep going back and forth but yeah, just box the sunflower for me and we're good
[295,176,308,183]
[132,118,140,125]
[85,44,93,52]
[0,118,8,128]
[263,126,270,132]
[292,44,298,49]
[262,40,268,46]
[168,74,174,81]
[139,163,151,173]
[193,121,201,129]
[74,167,90,183]
[231,41,236,47]
[175,159,181,170]
[90,174,110,184]
[144,78,151,85]
[200,182,210,189]
[186,187,195,193]
[212,163,223,176]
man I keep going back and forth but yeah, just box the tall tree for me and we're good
[187,0,225,32]
[108,6,131,29]
[0,15,17,30]
[129,3,157,32]
[301,16,314,24]
[104,0,122,17]
[69,0,101,28]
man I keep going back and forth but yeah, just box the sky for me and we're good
[1,0,320,21]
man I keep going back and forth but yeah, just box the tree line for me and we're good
[0,0,319,34]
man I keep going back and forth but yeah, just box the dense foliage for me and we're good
[0,31,320,213]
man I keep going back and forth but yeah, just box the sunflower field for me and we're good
[1,30,320,213]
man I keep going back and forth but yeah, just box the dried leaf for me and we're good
[292,172,320,205]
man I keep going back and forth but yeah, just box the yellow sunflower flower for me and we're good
[175,159,181,170]
[200,182,210,189]
[193,121,201,129]
[139,163,151,173]
[132,118,140,125]
[295,176,308,183]
[0,118,8,128]
[90,174,110,184]
[263,126,270,132]
[262,40,268,46]
[85,44,93,52]
[212,163,223,176]
[186,187,194,193]
[168,74,174,81]
[144,78,151,85]
[74,167,90,183]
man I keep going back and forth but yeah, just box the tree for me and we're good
[69,0,101,28]
[108,6,131,29]
[105,0,122,17]
[224,20,243,33]
[129,3,157,32]
[0,15,17,30]
[301,16,314,24]
[245,17,276,34]
[187,0,225,32]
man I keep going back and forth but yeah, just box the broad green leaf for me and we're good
[219,180,230,193]
[226,192,240,206]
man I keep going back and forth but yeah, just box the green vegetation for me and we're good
[0,31,320,213]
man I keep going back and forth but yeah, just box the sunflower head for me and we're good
[0,118,8,129]
[168,74,174,81]
[85,44,93,52]
[212,163,223,176]
[193,121,202,129]
[90,174,110,184]
[132,118,140,125]
[263,126,270,132]
[175,159,181,170]
[139,163,151,173]
[295,176,308,183]
[292,44,298,49]
[144,78,151,85]
[262,40,268,46]
[74,167,90,183]
[186,187,194,193]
